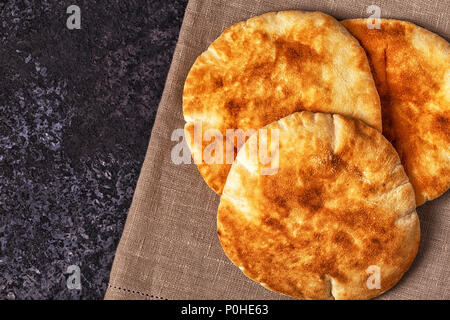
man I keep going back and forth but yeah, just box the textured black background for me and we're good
[0,0,188,299]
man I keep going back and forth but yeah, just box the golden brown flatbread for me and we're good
[183,11,382,194]
[341,19,450,206]
[217,112,420,300]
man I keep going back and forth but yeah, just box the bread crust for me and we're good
[342,18,450,206]
[217,112,420,300]
[183,11,382,194]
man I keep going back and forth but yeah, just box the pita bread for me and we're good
[341,19,450,206]
[217,112,420,300]
[183,11,382,194]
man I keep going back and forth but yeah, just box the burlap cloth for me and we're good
[105,0,450,300]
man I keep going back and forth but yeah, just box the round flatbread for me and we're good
[217,112,420,300]
[341,19,450,206]
[183,11,382,194]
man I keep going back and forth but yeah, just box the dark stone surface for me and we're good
[0,0,187,299]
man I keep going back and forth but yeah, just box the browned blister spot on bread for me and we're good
[433,114,450,143]
[217,112,420,300]
[342,18,450,205]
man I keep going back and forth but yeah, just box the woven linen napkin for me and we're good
[105,0,450,300]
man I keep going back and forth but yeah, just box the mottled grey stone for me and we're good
[0,0,187,299]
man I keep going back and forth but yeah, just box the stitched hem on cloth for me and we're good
[107,284,167,300]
